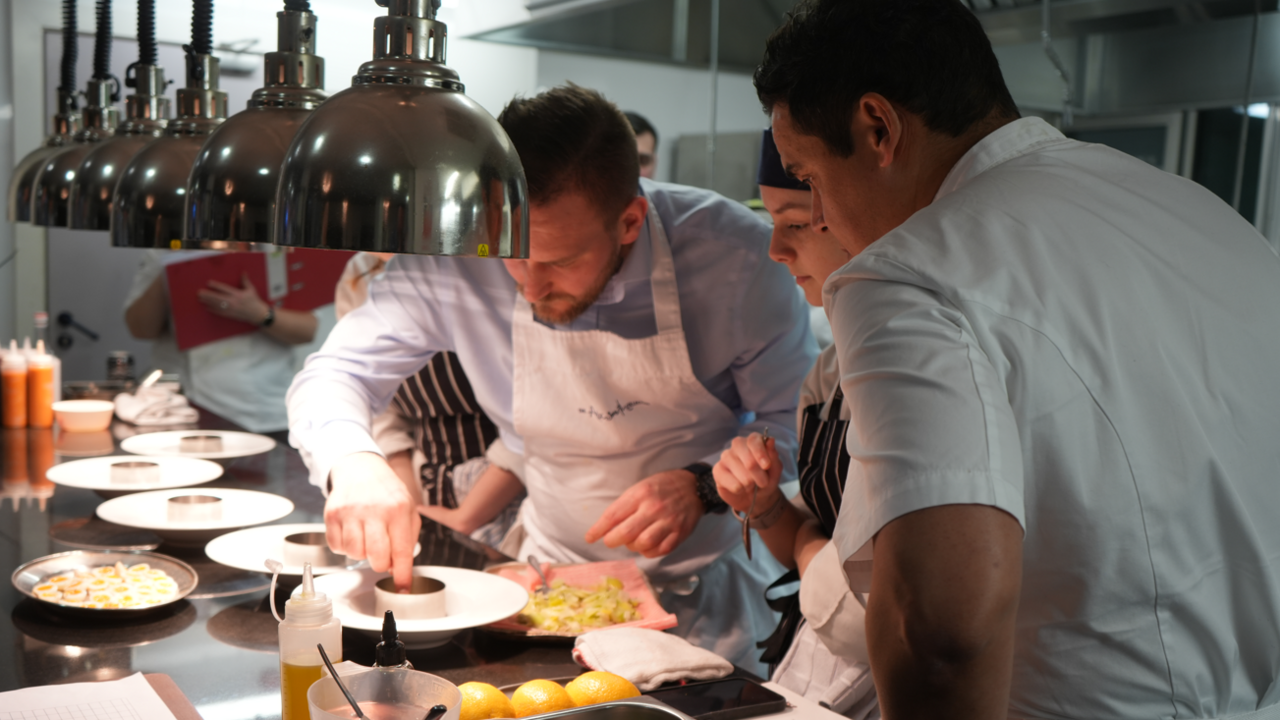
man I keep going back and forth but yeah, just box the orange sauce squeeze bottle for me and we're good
[27,341,54,429]
[2,341,28,429]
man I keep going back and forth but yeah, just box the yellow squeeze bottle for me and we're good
[278,563,342,720]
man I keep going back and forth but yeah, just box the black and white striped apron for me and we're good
[759,385,852,671]
[390,351,499,508]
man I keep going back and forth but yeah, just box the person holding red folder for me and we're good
[123,249,319,432]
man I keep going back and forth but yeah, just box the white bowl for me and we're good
[53,400,115,432]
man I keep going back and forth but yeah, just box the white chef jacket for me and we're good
[828,117,1280,719]
[123,250,305,433]
[289,179,815,490]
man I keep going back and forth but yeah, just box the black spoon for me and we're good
[424,704,448,720]
[317,642,364,719]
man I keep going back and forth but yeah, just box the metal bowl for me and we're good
[10,550,198,617]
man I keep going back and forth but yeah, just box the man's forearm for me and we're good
[867,505,1023,720]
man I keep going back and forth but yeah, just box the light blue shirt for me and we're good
[288,179,817,488]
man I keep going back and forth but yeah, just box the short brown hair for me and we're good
[498,84,640,222]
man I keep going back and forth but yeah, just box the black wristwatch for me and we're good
[260,305,276,327]
[685,461,728,515]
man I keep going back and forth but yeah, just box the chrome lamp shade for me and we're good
[111,134,207,248]
[185,8,325,248]
[69,65,170,231]
[9,114,78,222]
[112,53,228,248]
[273,0,528,258]
[31,79,121,227]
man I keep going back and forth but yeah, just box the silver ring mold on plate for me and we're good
[95,488,295,546]
[178,434,225,453]
[374,576,447,620]
[110,461,161,486]
[166,493,224,523]
[11,550,198,618]
[283,531,346,568]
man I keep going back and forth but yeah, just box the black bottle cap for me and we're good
[374,610,408,668]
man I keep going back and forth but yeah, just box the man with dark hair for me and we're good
[624,110,659,179]
[756,0,1280,717]
[288,85,814,672]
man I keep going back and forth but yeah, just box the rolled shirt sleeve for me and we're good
[287,259,484,491]
[826,269,1026,582]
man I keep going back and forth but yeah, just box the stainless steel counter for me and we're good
[1,410,583,720]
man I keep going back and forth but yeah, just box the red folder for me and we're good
[166,253,270,351]
[280,248,355,312]
[165,249,356,351]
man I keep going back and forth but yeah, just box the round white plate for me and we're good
[46,456,225,497]
[313,566,530,649]
[205,523,423,577]
[120,430,277,459]
[96,488,294,546]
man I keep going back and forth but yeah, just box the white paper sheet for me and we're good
[0,673,179,720]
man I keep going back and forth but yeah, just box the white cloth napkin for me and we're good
[113,387,200,426]
[572,627,733,691]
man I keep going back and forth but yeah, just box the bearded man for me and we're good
[287,85,814,671]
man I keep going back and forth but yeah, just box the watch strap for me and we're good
[686,462,728,515]
[261,305,276,327]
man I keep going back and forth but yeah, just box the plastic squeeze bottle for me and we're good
[2,341,28,428]
[278,563,342,720]
[373,610,412,669]
[27,342,55,429]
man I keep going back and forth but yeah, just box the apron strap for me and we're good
[644,201,684,336]
[756,568,803,674]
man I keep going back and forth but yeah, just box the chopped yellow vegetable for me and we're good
[518,576,641,633]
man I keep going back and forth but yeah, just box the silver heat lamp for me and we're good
[185,1,326,250]
[272,0,528,258]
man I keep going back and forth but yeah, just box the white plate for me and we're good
[313,566,530,649]
[96,488,295,546]
[205,523,423,576]
[120,430,277,459]
[46,456,225,497]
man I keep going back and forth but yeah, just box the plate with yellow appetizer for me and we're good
[11,550,198,616]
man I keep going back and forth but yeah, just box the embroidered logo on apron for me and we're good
[578,400,649,421]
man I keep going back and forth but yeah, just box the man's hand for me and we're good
[584,469,703,558]
[197,273,271,326]
[712,433,782,515]
[325,452,421,589]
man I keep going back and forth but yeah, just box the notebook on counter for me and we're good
[0,672,201,720]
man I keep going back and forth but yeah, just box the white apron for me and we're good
[511,205,782,673]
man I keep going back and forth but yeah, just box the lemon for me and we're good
[511,679,575,717]
[565,672,641,707]
[459,682,516,720]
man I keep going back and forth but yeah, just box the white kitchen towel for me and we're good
[572,627,734,691]
[113,388,200,426]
